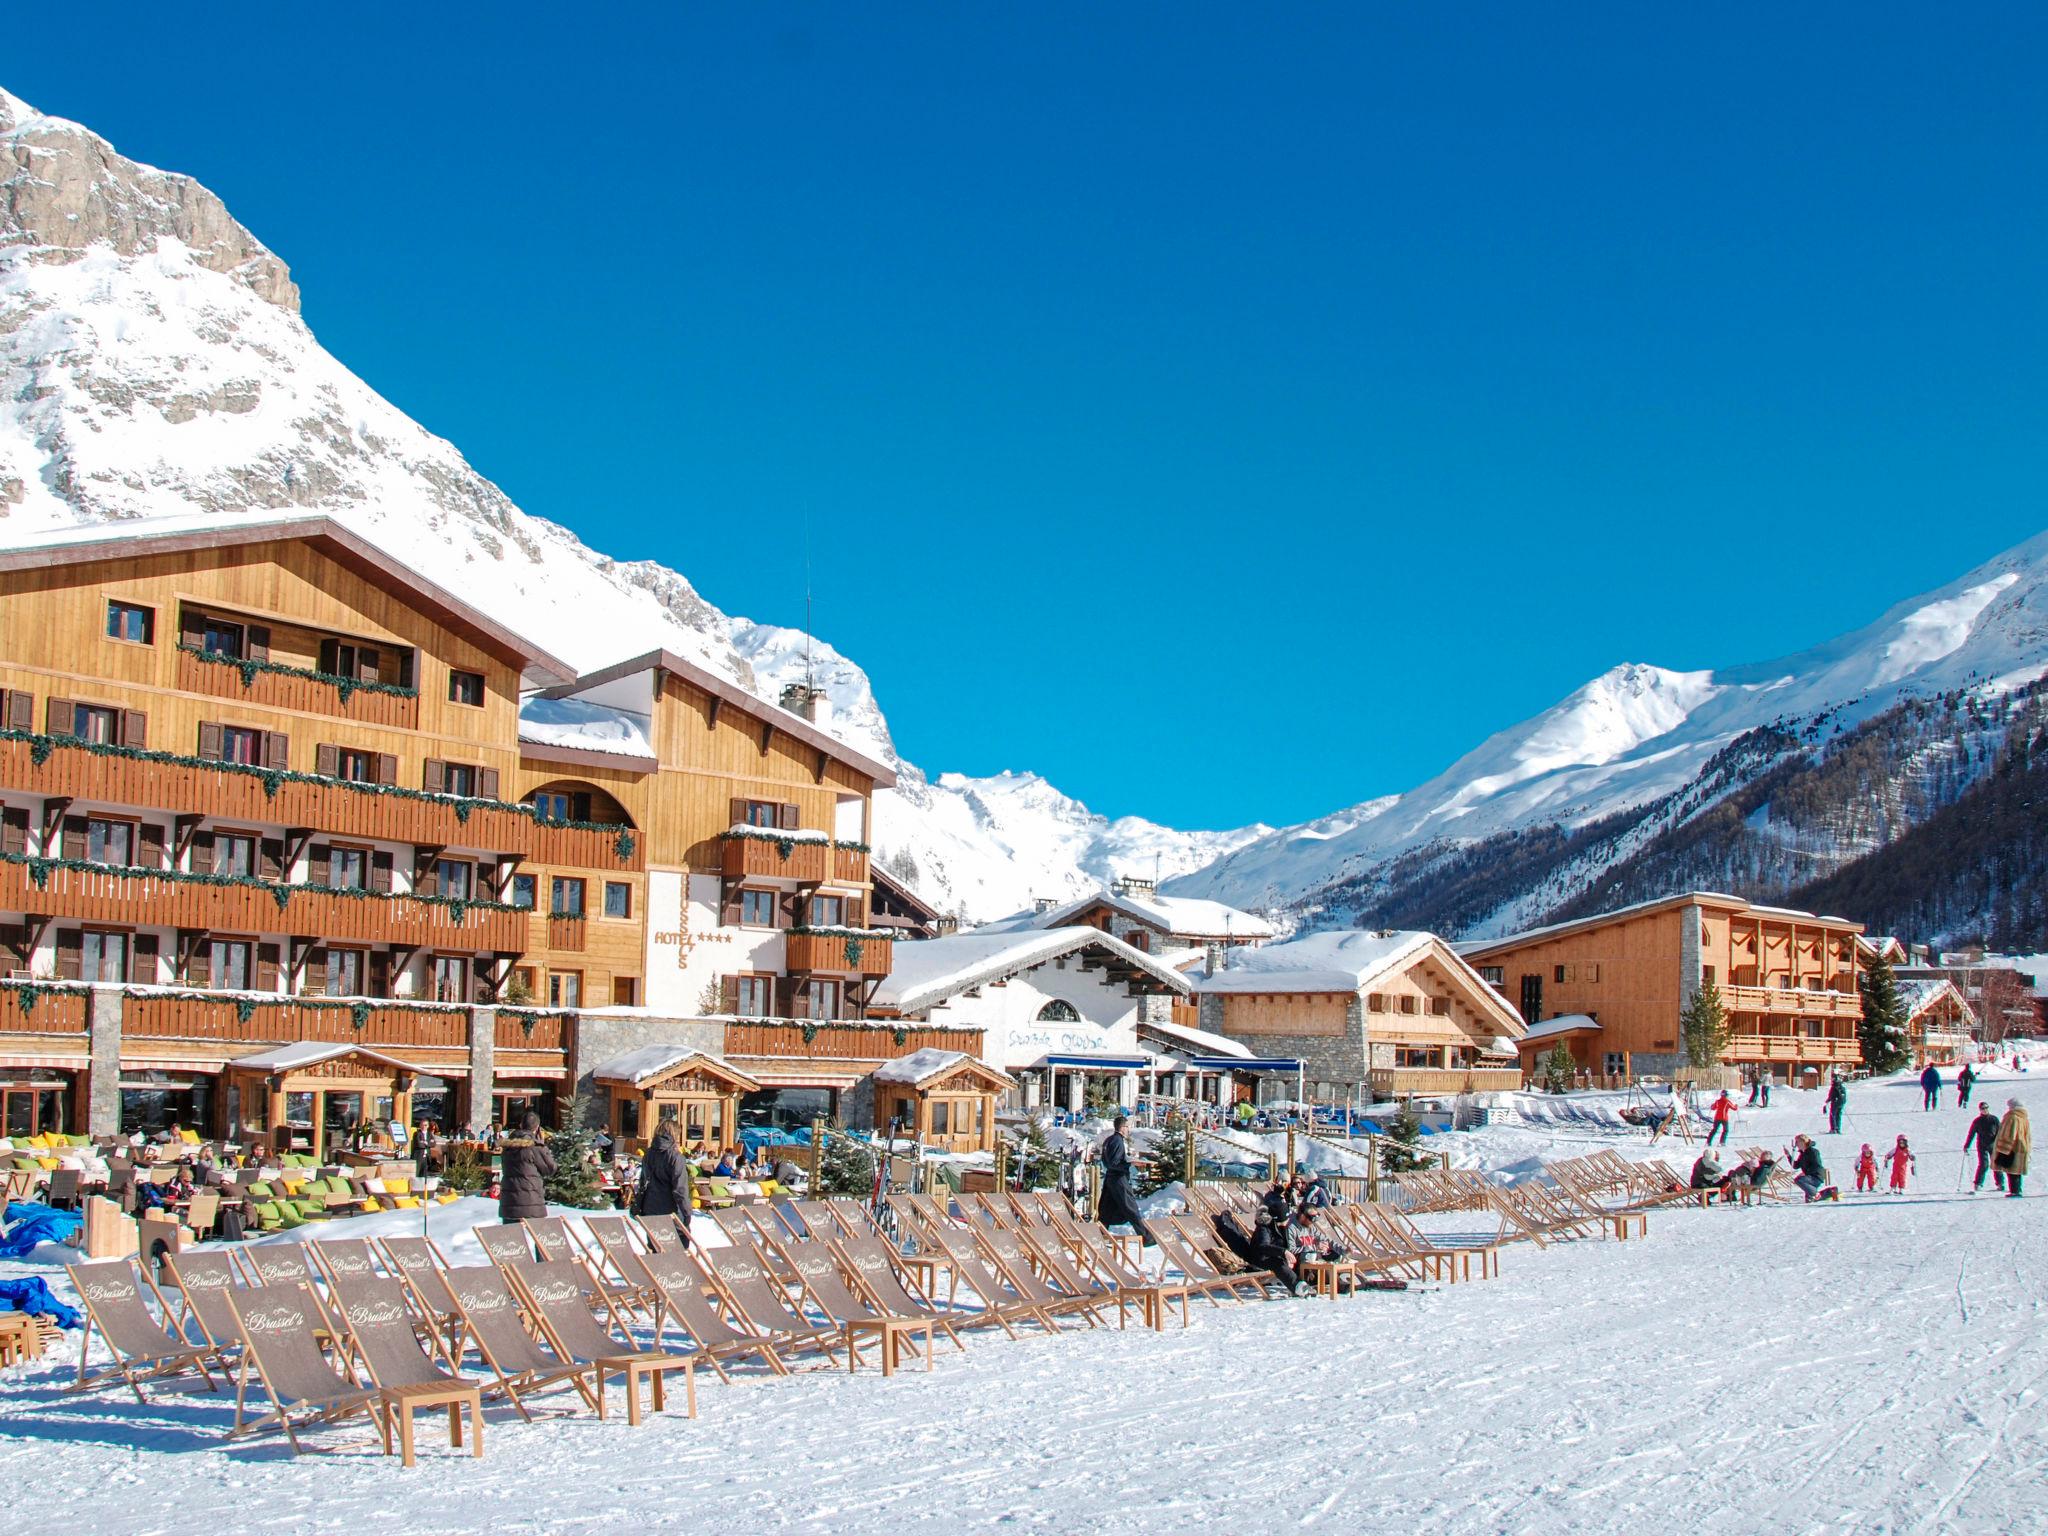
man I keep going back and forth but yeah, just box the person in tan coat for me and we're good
[1992,1098,2031,1199]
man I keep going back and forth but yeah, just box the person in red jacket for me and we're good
[1704,1091,1736,1148]
[1885,1135,1916,1194]
[1853,1143,1879,1193]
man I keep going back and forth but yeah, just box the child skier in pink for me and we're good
[1885,1135,1916,1194]
[1853,1144,1879,1193]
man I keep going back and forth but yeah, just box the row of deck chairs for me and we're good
[1184,1184,1512,1284]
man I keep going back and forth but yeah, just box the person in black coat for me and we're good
[496,1110,556,1223]
[1964,1101,2004,1192]
[1920,1064,1943,1111]
[1957,1065,1977,1107]
[1825,1075,1848,1135]
[1094,1114,1155,1247]
[632,1118,695,1242]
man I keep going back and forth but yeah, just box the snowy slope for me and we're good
[0,85,1258,923]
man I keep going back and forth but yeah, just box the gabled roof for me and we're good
[1033,888,1275,942]
[0,512,579,688]
[1134,1016,1256,1061]
[587,1046,761,1092]
[869,926,1194,1016]
[870,1048,1012,1089]
[1459,892,1863,958]
[1196,929,1529,1039]
[535,647,895,789]
[228,1041,422,1074]
[1896,978,1970,1023]
[1517,1014,1603,1045]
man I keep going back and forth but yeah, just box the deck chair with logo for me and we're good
[327,1272,484,1467]
[632,1242,790,1381]
[376,1235,466,1366]
[921,1224,1061,1337]
[435,1263,596,1422]
[474,1222,541,1274]
[1152,1216,1265,1302]
[976,1224,1107,1327]
[829,1230,971,1354]
[1060,1219,1192,1330]
[769,1235,935,1376]
[66,1259,221,1403]
[160,1250,252,1370]
[225,1284,389,1455]
[577,1215,663,1320]
[507,1260,696,1426]
[521,1216,577,1263]
[695,1244,845,1365]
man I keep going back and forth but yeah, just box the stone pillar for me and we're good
[467,1006,497,1134]
[86,985,123,1138]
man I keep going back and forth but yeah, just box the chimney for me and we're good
[1032,896,1056,915]
[780,681,829,728]
[1112,874,1155,896]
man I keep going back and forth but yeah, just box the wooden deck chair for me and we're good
[309,1237,383,1288]
[160,1250,250,1367]
[1061,1222,1193,1329]
[237,1242,319,1288]
[827,1195,887,1238]
[1153,1217,1264,1302]
[1362,1202,1506,1280]
[707,1206,766,1247]
[66,1259,221,1403]
[578,1215,663,1318]
[474,1222,540,1272]
[830,1231,969,1353]
[326,1272,483,1467]
[632,1243,790,1380]
[509,1260,696,1425]
[225,1284,389,1455]
[776,1235,936,1375]
[435,1264,596,1421]
[1486,1184,1594,1243]
[695,1244,844,1364]
[976,1224,1105,1326]
[921,1224,1061,1337]
[376,1236,465,1366]
[522,1216,576,1263]
[1545,1161,1655,1234]
[785,1199,843,1238]
[1012,1222,1154,1328]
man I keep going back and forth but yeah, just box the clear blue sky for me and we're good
[14,6,2048,828]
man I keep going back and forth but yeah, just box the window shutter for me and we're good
[55,929,82,981]
[197,722,224,761]
[376,753,397,786]
[305,844,331,888]
[779,803,801,830]
[370,852,393,893]
[846,896,864,928]
[315,743,338,777]
[61,815,87,861]
[720,884,743,925]
[179,609,205,650]
[130,932,160,985]
[422,759,447,795]
[414,855,437,897]
[263,732,289,770]
[303,946,328,996]
[255,942,280,992]
[720,975,739,1014]
[359,647,381,684]
[138,822,165,868]
[121,711,146,749]
[259,839,284,881]
[319,638,340,676]
[777,891,799,929]
[2,690,31,730]
[0,921,26,972]
[246,624,271,662]
[729,797,748,828]
[1,807,27,858]
[45,698,75,737]
[369,949,390,997]
[184,937,211,988]
[773,977,796,1018]
[477,767,499,801]
[188,830,214,872]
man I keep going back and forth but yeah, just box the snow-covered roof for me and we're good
[870,1048,1010,1087]
[586,1045,759,1089]
[1029,888,1276,942]
[1462,892,1862,956]
[870,926,1194,1015]
[518,695,656,763]
[1518,1014,1603,1044]
[1134,1016,1255,1061]
[1192,929,1436,995]
[229,1041,420,1074]
[1897,979,1969,1021]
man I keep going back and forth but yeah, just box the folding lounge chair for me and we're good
[509,1260,696,1425]
[161,1250,252,1368]
[1153,1217,1265,1302]
[1011,1221,1158,1330]
[578,1215,664,1318]
[976,1224,1107,1327]
[309,1237,383,1287]
[225,1284,389,1455]
[435,1264,596,1421]
[633,1243,790,1380]
[922,1225,1062,1337]
[66,1259,221,1403]
[237,1243,319,1288]
[775,1236,935,1375]
[1062,1222,1192,1330]
[696,1245,845,1364]
[376,1236,466,1366]
[830,1231,970,1352]
[521,1217,577,1263]
[328,1273,484,1467]
[475,1223,540,1272]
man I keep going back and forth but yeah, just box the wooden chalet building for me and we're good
[1013,877,1276,966]
[1461,893,1866,1082]
[1897,978,1975,1068]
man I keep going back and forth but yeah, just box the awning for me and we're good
[1189,1055,1304,1073]
[1038,1053,1152,1071]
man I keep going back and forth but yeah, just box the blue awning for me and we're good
[1189,1055,1303,1073]
[1039,1053,1151,1070]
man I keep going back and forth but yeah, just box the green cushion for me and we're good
[248,1181,275,1199]
[67,1134,90,1147]
[250,1201,285,1228]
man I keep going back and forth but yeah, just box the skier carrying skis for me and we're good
[1853,1143,1878,1194]
[1885,1135,1915,1193]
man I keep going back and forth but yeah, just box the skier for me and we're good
[1992,1098,2031,1198]
[1094,1114,1155,1246]
[1853,1144,1878,1194]
[1825,1074,1848,1136]
[1704,1090,1736,1147]
[1965,1101,2004,1193]
[1885,1135,1915,1194]
[1920,1063,1943,1112]
[1957,1064,1976,1107]
[1745,1065,1762,1108]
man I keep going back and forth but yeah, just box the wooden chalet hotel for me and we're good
[0,515,988,1153]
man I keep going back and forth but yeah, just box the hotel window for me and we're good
[740,800,781,828]
[431,955,469,1004]
[326,947,365,997]
[336,749,377,784]
[740,889,776,927]
[611,977,638,1006]
[200,617,244,659]
[448,669,484,707]
[734,975,772,1017]
[808,893,845,928]
[328,846,367,890]
[549,970,583,1008]
[1479,966,1504,987]
[793,979,840,1020]
[1398,995,1419,1015]
[317,639,384,683]
[214,833,256,879]
[105,600,154,644]
[1702,966,1715,986]
[220,726,263,766]
[527,789,592,823]
[603,881,632,920]
[211,940,252,990]
[435,859,474,901]
[509,873,536,910]
[85,818,134,867]
[75,705,120,745]
[931,1101,950,1135]
[444,763,478,798]
[551,877,585,918]
[80,930,130,984]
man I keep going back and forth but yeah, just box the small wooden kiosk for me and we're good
[224,1042,421,1158]
[589,1046,760,1153]
[870,1049,1010,1154]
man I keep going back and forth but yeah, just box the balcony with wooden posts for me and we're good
[719,832,870,886]
[120,990,476,1050]
[0,980,89,1037]
[785,929,893,977]
[176,645,420,729]
[1369,1066,1524,1097]
[1722,984,1863,1020]
[0,734,642,870]
[1725,1032,1862,1065]
[1,856,528,952]
[722,1019,981,1060]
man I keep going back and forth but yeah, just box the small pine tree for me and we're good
[1139,1115,1194,1197]
[441,1142,488,1195]
[1014,1118,1064,1190]
[541,1097,608,1210]
[1681,977,1732,1070]
[1857,952,1912,1074]
[816,1123,878,1197]
[1378,1103,1432,1174]
[1541,1041,1577,1095]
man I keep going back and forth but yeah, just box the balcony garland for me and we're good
[717,826,872,861]
[180,643,420,703]
[789,923,894,969]
[1,729,638,858]
[0,977,570,1035]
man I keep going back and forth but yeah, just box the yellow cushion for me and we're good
[180,1130,200,1144]
[358,1198,381,1213]
[36,1158,60,1171]
[436,1193,459,1205]
[394,1196,420,1209]
[759,1180,781,1196]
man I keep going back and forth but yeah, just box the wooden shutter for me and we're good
[305,843,331,887]
[720,884,743,925]
[303,946,328,996]
[729,797,748,828]
[422,759,447,794]
[846,896,864,928]
[138,822,165,868]
[773,976,796,1017]
[262,732,289,770]
[779,803,801,830]
[61,815,88,861]
[776,891,799,929]
[259,839,284,880]
[368,949,390,997]
[189,831,214,872]
[185,939,210,988]
[1,807,26,858]
[2,690,31,731]
[414,852,437,897]
[719,975,739,1014]
[315,743,339,777]
[196,721,224,761]
[359,647,381,684]
[0,921,26,972]
[477,766,499,801]
[318,638,340,675]
[45,698,75,737]
[55,929,82,981]
[255,942,280,992]
[180,609,205,650]
[130,932,160,985]
[370,851,393,893]
[246,624,271,662]
[120,711,146,749]
[376,753,397,786]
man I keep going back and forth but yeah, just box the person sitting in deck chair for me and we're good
[1622,1101,1679,1142]
[1283,1206,1348,1296]
[1788,1136,1839,1202]
[1689,1150,1729,1200]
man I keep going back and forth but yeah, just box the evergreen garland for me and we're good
[179,643,419,701]
[2,849,523,922]
[0,977,569,1031]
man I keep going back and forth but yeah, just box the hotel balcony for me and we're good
[722,1019,980,1060]
[719,833,869,886]
[176,645,421,730]
[1721,984,1863,1019]
[784,930,893,977]
[1368,1066,1524,1097]
[1725,1033,1862,1065]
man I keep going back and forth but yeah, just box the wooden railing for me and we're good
[1721,984,1862,1018]
[495,1009,570,1052]
[545,914,588,953]
[785,931,893,976]
[2,859,528,952]
[0,981,89,1035]
[1368,1066,1524,1096]
[720,837,870,886]
[177,646,420,729]
[0,735,642,870]
[722,1020,981,1059]
[120,990,474,1050]
[1726,1033,1862,1063]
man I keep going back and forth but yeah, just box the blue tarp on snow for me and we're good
[0,1201,82,1260]
[0,1275,81,1330]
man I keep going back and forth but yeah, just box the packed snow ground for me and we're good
[2,1064,2044,1534]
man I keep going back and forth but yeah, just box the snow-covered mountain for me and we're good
[0,85,1258,921]
[1171,537,2048,935]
